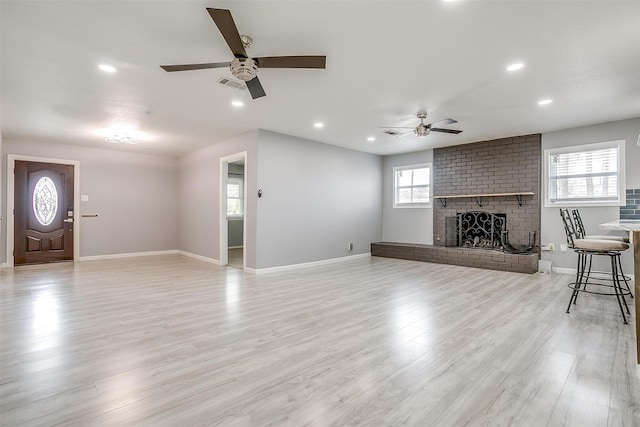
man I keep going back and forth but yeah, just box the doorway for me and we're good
[6,155,80,267]
[220,152,247,270]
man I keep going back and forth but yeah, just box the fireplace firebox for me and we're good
[445,211,506,249]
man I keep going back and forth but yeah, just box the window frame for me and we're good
[393,163,432,209]
[543,139,626,208]
[226,175,244,218]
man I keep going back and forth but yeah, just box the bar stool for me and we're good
[571,208,633,298]
[560,209,631,324]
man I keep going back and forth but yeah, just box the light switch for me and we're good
[81,195,89,202]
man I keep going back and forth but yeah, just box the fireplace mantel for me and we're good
[433,192,535,207]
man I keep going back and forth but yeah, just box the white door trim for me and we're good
[6,155,81,267]
[219,151,247,270]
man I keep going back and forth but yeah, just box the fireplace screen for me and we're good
[457,211,506,249]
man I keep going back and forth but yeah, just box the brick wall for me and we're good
[433,134,541,250]
[621,189,640,220]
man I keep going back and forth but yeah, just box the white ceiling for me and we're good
[2,0,640,158]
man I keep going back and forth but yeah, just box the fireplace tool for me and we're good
[501,230,536,254]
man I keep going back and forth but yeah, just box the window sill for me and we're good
[393,204,432,209]
[544,201,624,208]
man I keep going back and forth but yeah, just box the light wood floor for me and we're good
[1,255,638,426]
[228,248,243,270]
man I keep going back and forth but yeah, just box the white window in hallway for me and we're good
[393,163,432,208]
[227,177,244,217]
[545,139,625,207]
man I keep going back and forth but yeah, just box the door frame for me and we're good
[6,155,80,267]
[219,151,247,269]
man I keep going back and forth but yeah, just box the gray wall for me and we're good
[227,219,243,247]
[255,130,382,269]
[541,117,640,272]
[1,139,179,260]
[382,150,434,244]
[0,131,3,265]
[178,131,258,267]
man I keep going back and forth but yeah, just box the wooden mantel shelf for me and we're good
[432,192,535,207]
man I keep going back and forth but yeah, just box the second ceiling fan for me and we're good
[383,112,463,138]
[160,8,327,99]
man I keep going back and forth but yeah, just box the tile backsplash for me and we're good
[620,189,640,220]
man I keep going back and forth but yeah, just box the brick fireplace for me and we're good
[433,134,541,252]
[372,134,541,274]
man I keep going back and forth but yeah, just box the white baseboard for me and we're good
[553,267,575,276]
[246,253,371,275]
[548,266,634,281]
[79,250,179,261]
[176,250,221,265]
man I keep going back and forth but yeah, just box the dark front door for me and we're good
[14,161,74,265]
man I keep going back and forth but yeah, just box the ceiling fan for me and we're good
[160,8,326,99]
[382,112,463,138]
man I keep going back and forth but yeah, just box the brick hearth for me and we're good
[371,242,538,274]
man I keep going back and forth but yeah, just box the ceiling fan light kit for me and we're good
[230,57,259,81]
[415,126,430,138]
[160,8,326,99]
[104,135,138,144]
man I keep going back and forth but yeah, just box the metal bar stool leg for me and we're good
[576,253,593,303]
[611,254,628,324]
[614,255,630,315]
[567,253,585,312]
[616,255,634,298]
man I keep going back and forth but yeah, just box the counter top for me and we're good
[599,220,640,232]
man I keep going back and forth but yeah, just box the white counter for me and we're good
[599,219,640,232]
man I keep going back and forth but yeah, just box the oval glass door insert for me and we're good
[33,177,58,226]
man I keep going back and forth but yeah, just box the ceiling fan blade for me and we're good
[378,126,414,129]
[207,8,248,58]
[245,76,266,99]
[160,62,231,72]
[430,128,463,134]
[428,118,457,127]
[255,56,327,69]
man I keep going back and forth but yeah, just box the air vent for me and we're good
[383,130,403,136]
[217,77,247,90]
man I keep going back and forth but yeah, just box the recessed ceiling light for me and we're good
[506,62,524,72]
[98,64,117,73]
[313,122,324,128]
[231,101,244,107]
[367,137,376,142]
[538,99,553,106]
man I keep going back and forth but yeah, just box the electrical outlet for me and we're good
[548,243,555,251]
[560,244,567,252]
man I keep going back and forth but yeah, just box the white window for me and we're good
[227,176,244,217]
[544,140,625,207]
[393,163,432,208]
